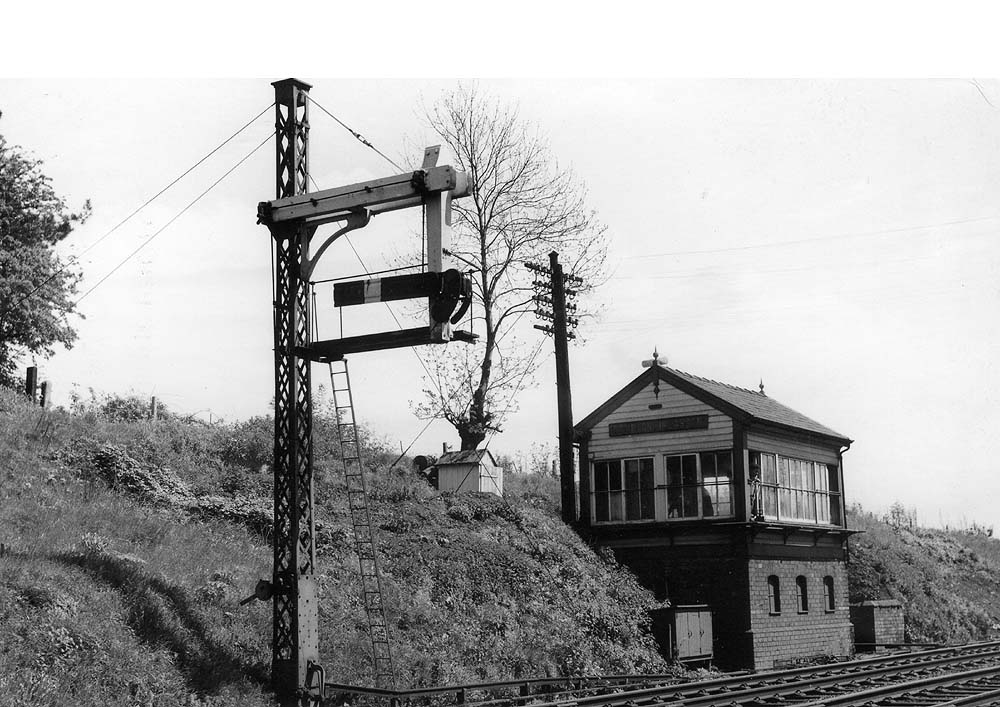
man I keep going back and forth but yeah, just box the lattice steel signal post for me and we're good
[257,79,475,706]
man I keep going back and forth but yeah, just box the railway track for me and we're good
[326,642,1000,707]
[338,641,1000,707]
[494,641,1000,707]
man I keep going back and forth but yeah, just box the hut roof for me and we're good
[437,449,499,467]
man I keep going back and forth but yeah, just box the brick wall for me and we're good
[608,548,854,670]
[850,600,904,650]
[747,558,854,669]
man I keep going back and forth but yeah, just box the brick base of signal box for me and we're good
[613,548,854,670]
[746,558,853,670]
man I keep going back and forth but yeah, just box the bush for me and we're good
[847,505,1000,643]
[503,471,561,513]
[217,416,272,472]
[69,388,171,423]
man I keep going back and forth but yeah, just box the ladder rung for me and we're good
[328,360,395,688]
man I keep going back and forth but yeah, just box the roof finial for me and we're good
[759,379,765,395]
[640,349,666,398]
[641,348,665,369]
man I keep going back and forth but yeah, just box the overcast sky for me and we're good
[2,73,998,529]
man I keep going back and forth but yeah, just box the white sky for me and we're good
[2,5,999,529]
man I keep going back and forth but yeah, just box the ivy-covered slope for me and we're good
[848,507,1000,644]
[0,389,675,707]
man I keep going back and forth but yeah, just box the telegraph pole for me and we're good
[528,252,581,524]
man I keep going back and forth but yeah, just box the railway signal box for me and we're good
[574,359,856,670]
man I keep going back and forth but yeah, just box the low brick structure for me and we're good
[748,559,854,668]
[850,599,905,651]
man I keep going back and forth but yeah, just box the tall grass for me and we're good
[1,388,679,704]
[847,505,1000,644]
[0,389,273,706]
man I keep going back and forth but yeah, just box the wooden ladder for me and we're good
[328,358,395,689]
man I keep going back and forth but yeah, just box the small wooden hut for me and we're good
[435,449,503,496]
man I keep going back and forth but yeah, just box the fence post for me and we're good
[39,381,50,408]
[25,366,38,403]
[150,396,158,422]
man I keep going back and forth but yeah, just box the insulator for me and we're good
[532,279,553,289]
[564,273,583,285]
[535,309,555,320]
[565,303,578,312]
[532,295,553,305]
[564,288,578,297]
[524,261,551,275]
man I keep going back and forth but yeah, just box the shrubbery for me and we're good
[2,384,678,694]
[847,505,1000,644]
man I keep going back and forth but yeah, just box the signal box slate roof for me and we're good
[575,365,851,445]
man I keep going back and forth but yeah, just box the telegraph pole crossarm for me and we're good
[550,252,577,524]
[528,252,581,524]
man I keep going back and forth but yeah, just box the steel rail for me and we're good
[594,654,1000,707]
[323,642,1000,707]
[693,654,1000,707]
[456,643,1000,707]
[934,686,1000,706]
[501,649,1000,707]
[790,664,1000,707]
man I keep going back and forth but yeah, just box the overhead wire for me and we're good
[621,214,1000,260]
[482,338,547,454]
[2,102,276,321]
[448,333,550,495]
[302,169,462,468]
[299,98,494,462]
[305,95,404,173]
[75,130,274,305]
[595,278,988,334]
[387,415,438,470]
[612,241,996,282]
[310,263,426,286]
[304,173,445,397]
[302,96,504,456]
[400,275,555,463]
[304,89,581,608]
[76,102,276,259]
[444,335,583,612]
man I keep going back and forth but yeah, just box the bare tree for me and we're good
[413,85,607,450]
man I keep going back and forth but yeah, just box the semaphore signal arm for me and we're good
[257,146,478,362]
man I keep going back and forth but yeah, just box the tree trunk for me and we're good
[458,426,486,451]
[458,388,488,450]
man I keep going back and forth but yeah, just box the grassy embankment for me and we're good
[8,383,1000,707]
[848,506,1000,644]
[0,389,675,707]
